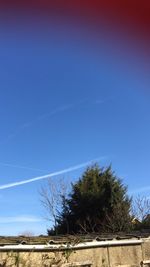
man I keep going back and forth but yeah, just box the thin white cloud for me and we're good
[0,102,83,145]
[0,162,47,172]
[0,99,98,146]
[129,186,150,195]
[0,216,42,224]
[0,157,106,190]
[95,100,104,104]
[37,104,74,120]
[0,104,74,145]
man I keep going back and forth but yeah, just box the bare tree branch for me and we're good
[40,177,70,235]
[132,195,150,221]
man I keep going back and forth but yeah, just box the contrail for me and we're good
[0,101,87,146]
[0,162,47,172]
[0,104,74,146]
[129,185,150,195]
[0,157,106,190]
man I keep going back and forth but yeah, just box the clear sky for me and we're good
[0,9,150,235]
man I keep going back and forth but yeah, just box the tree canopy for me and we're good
[47,165,132,235]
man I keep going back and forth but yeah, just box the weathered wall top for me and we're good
[0,235,150,267]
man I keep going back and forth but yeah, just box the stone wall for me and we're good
[0,238,150,267]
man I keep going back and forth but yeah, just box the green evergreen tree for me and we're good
[48,165,132,235]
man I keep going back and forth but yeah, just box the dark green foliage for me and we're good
[142,214,150,229]
[48,165,132,235]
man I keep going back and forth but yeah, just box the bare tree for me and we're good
[40,177,69,235]
[18,230,35,237]
[77,216,98,234]
[132,195,150,222]
[100,202,132,233]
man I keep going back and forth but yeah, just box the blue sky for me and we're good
[0,10,150,235]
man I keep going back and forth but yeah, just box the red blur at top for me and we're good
[0,0,150,39]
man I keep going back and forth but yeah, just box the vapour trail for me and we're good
[0,162,47,172]
[129,185,150,195]
[0,104,74,145]
[0,157,105,190]
[0,99,89,146]
[0,99,100,146]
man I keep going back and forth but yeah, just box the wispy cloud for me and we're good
[0,157,106,190]
[0,162,47,172]
[0,216,42,224]
[95,100,105,104]
[37,104,74,120]
[0,98,103,145]
[129,185,150,195]
[0,103,76,145]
